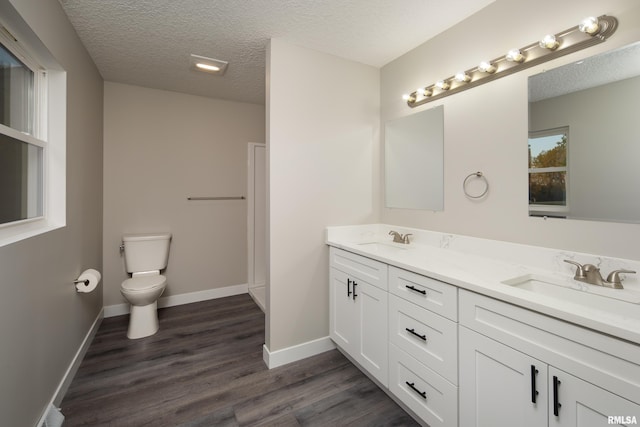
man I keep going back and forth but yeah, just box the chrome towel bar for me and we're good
[187,196,245,201]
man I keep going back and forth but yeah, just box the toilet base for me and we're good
[127,301,159,339]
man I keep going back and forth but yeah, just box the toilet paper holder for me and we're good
[73,279,90,286]
[73,268,101,293]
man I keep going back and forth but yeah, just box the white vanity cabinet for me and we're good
[327,242,640,427]
[329,248,459,425]
[459,290,640,427]
[329,247,388,386]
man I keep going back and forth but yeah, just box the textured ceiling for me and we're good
[529,42,640,102]
[59,0,494,105]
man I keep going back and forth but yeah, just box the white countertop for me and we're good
[327,224,640,345]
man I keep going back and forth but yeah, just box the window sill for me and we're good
[0,218,65,248]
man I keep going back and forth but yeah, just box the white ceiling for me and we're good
[59,0,495,105]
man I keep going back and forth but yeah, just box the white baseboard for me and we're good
[36,308,103,427]
[103,283,249,318]
[263,336,336,369]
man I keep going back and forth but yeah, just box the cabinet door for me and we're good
[549,366,640,427]
[459,326,548,427]
[357,280,388,386]
[329,268,357,353]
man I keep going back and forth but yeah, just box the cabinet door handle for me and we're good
[405,284,426,295]
[405,327,427,342]
[553,376,562,416]
[352,281,358,300]
[406,381,427,400]
[347,278,352,297]
[530,365,539,403]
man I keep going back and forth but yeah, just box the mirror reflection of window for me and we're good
[528,128,568,218]
[528,41,640,223]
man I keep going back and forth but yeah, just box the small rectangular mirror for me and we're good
[385,105,444,210]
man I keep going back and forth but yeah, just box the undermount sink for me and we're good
[502,274,640,306]
[357,241,409,252]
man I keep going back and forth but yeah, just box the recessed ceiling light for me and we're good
[190,54,228,75]
[196,63,220,72]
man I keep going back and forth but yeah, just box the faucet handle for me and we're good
[402,234,412,244]
[606,269,636,289]
[563,260,586,279]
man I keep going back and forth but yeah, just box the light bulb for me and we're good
[421,87,433,97]
[454,72,470,83]
[402,93,410,101]
[436,80,450,90]
[506,49,525,63]
[539,34,559,50]
[579,16,600,35]
[416,87,426,96]
[478,61,496,74]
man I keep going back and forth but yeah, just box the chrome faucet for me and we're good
[389,230,412,244]
[564,260,636,289]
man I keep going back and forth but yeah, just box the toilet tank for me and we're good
[122,232,172,273]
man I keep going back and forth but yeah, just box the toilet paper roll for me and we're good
[75,269,101,293]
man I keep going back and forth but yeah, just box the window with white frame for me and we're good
[0,30,45,225]
[0,4,66,247]
[528,127,568,217]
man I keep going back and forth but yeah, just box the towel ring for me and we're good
[463,171,489,199]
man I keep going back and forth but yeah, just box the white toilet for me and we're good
[120,232,172,339]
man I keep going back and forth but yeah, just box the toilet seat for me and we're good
[121,275,167,292]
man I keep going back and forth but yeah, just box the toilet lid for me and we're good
[122,275,166,291]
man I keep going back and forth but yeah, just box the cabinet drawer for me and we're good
[389,344,458,427]
[389,266,457,321]
[389,294,458,384]
[329,247,388,290]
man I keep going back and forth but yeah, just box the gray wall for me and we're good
[0,0,103,425]
[102,82,265,307]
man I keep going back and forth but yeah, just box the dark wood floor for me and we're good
[61,294,418,426]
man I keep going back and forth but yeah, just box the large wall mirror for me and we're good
[528,41,640,223]
[385,105,444,210]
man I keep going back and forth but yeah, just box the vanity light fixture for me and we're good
[478,61,497,73]
[436,80,450,90]
[579,16,600,35]
[417,87,433,97]
[454,71,471,83]
[539,34,560,50]
[403,14,617,108]
[190,54,229,76]
[506,48,525,63]
[402,93,416,102]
